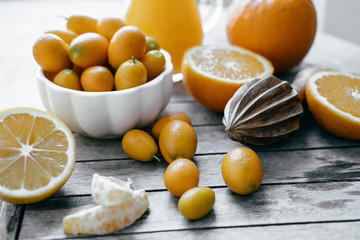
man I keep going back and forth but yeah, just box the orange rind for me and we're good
[306,71,360,140]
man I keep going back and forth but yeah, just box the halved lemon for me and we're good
[306,71,360,140]
[181,45,274,112]
[0,107,76,204]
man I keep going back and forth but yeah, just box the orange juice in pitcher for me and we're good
[125,0,222,74]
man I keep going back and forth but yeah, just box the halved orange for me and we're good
[306,71,360,140]
[181,45,274,112]
[0,107,76,204]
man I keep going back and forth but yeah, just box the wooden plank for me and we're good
[75,121,360,161]
[193,120,359,154]
[20,181,360,239]
[169,82,195,103]
[0,201,23,240]
[54,147,360,197]
[0,1,359,240]
[73,82,359,162]
[60,221,360,240]
[158,101,224,126]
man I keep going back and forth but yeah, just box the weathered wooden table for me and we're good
[1,1,360,239]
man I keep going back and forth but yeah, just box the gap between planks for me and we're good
[58,219,360,240]
[20,182,360,239]
[47,179,360,201]
[75,145,360,163]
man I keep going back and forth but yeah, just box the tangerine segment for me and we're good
[0,108,76,204]
[182,45,273,112]
[91,174,133,206]
[306,71,360,140]
[63,189,149,235]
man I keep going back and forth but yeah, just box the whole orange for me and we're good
[221,147,263,195]
[227,0,317,73]
[164,158,199,197]
[159,120,197,163]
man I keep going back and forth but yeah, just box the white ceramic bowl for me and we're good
[37,50,173,138]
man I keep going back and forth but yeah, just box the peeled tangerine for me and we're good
[63,174,149,235]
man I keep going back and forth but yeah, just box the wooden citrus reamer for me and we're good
[223,66,324,145]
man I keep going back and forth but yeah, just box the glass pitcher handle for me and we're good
[199,0,224,33]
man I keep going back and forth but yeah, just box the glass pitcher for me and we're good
[124,0,223,74]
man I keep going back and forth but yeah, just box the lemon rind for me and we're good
[0,107,76,202]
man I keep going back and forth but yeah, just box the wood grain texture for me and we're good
[74,119,359,161]
[20,182,360,239]
[53,147,360,197]
[0,201,23,240]
[1,1,360,239]
[54,221,360,240]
